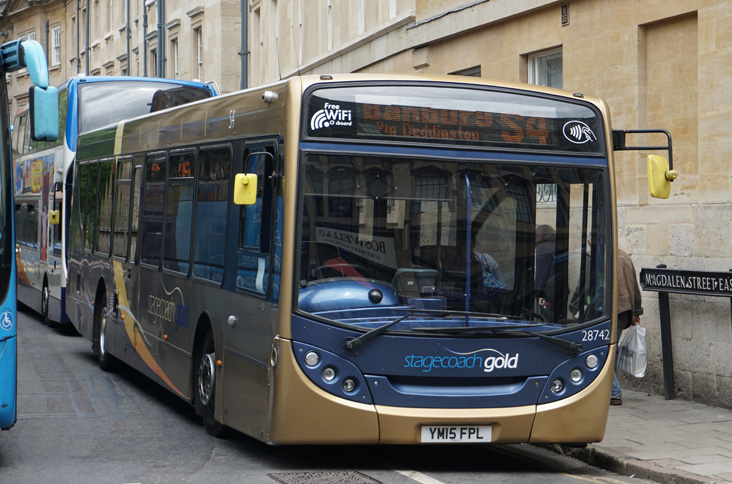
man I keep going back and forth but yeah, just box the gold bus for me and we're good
[67,74,674,444]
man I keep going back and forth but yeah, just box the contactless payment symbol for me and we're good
[0,311,13,330]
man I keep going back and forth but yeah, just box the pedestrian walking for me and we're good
[612,249,643,405]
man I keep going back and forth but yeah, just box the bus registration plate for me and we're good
[420,425,492,443]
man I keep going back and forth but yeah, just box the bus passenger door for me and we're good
[115,161,147,374]
[223,141,281,437]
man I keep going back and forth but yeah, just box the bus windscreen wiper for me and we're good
[411,326,583,354]
[342,311,420,355]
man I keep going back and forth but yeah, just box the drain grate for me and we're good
[268,471,382,484]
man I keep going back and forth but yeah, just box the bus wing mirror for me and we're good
[49,210,60,225]
[234,174,258,205]
[647,154,678,199]
[29,85,59,142]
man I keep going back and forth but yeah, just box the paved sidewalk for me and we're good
[562,389,732,484]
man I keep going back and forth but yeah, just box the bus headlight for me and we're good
[585,354,599,369]
[569,368,583,383]
[322,366,337,382]
[304,351,320,367]
[550,378,564,393]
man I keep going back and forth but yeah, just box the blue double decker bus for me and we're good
[0,39,58,430]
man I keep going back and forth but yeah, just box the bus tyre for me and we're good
[195,331,227,438]
[41,284,50,326]
[93,299,117,372]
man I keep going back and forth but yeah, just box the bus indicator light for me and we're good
[342,378,357,393]
[551,379,564,393]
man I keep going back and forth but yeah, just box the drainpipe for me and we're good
[143,7,147,76]
[126,0,130,75]
[85,0,89,74]
[157,0,164,77]
[76,0,80,73]
[240,0,248,90]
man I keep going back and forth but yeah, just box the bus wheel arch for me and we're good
[192,316,228,437]
[92,281,117,371]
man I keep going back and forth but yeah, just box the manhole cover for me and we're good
[268,471,382,484]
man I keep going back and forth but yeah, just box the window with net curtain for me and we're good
[528,47,563,89]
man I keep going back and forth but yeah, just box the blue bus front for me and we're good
[278,81,615,444]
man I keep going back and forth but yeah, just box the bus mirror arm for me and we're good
[612,129,678,199]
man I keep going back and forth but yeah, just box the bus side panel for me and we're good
[268,340,379,445]
[221,349,269,439]
[0,336,17,429]
[529,347,613,444]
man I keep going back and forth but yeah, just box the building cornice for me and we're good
[406,0,560,49]
[282,11,415,79]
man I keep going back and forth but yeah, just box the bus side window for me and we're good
[192,145,231,283]
[23,203,38,248]
[130,164,142,262]
[96,158,115,255]
[140,152,167,267]
[236,146,275,294]
[85,163,99,251]
[164,150,195,274]
[13,112,25,156]
[113,158,133,259]
[72,163,89,253]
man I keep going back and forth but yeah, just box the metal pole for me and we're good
[657,264,675,400]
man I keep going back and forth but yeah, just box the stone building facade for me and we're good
[1,0,731,407]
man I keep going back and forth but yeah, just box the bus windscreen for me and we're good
[79,81,213,134]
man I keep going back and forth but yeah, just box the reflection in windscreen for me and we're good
[79,81,212,134]
[298,154,610,327]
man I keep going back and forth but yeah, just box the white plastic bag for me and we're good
[617,324,647,378]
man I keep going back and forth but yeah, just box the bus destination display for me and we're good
[306,85,604,153]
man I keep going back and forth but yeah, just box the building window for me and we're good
[171,38,178,78]
[327,0,332,50]
[195,28,202,80]
[108,0,113,32]
[51,26,61,66]
[150,47,157,77]
[528,47,563,89]
[358,0,365,34]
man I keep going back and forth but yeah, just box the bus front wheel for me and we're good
[194,331,227,437]
[41,283,50,325]
[93,297,117,372]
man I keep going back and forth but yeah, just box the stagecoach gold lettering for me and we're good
[149,294,176,322]
[147,293,191,331]
[362,103,549,144]
[403,352,519,373]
